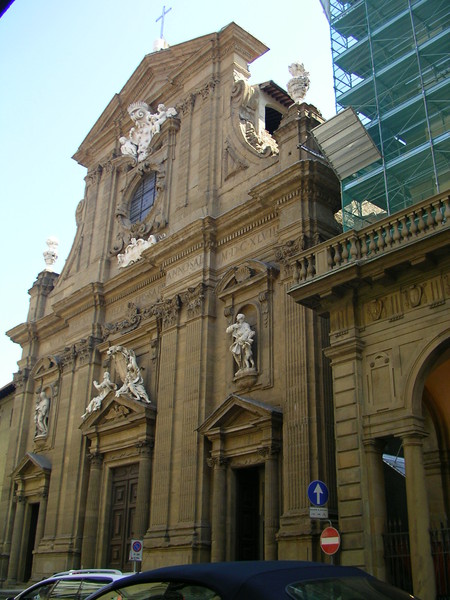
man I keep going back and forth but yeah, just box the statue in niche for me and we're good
[226,314,256,374]
[81,371,117,419]
[35,391,50,437]
[287,61,310,104]
[107,345,151,403]
[119,101,177,163]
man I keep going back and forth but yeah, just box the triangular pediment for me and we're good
[73,23,268,168]
[199,394,282,437]
[12,452,51,480]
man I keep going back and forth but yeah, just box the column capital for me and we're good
[324,337,365,363]
[401,432,427,447]
[136,440,154,457]
[362,438,385,453]
[39,487,49,500]
[87,451,104,467]
[207,456,229,469]
[14,492,25,504]
[258,443,281,459]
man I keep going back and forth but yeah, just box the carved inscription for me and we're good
[217,225,277,269]
[166,255,203,285]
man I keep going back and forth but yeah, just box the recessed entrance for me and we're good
[24,503,39,581]
[235,467,263,560]
[108,464,139,571]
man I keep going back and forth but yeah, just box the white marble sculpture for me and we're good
[287,61,310,104]
[35,391,50,437]
[43,237,59,271]
[226,314,255,374]
[119,101,177,163]
[117,235,157,268]
[82,371,117,419]
[107,345,150,403]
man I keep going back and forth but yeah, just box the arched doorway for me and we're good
[384,340,450,596]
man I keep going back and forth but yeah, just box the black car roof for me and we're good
[91,561,367,600]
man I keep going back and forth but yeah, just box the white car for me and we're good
[9,569,128,600]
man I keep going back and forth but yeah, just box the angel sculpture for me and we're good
[107,345,151,403]
[82,371,117,419]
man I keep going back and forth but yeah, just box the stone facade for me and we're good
[0,24,342,584]
[288,192,450,600]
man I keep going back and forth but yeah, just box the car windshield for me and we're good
[286,576,416,599]
[93,582,220,600]
[19,578,114,600]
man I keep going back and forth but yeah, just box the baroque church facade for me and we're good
[1,24,342,583]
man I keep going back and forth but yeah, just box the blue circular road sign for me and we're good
[308,480,329,506]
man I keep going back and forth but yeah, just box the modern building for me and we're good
[0,23,342,587]
[288,3,449,599]
[320,0,449,228]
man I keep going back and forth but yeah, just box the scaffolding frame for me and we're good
[324,0,449,229]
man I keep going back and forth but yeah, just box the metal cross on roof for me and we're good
[156,5,172,39]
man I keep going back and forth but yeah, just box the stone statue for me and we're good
[107,345,151,403]
[151,104,177,135]
[35,391,50,437]
[117,235,158,268]
[119,101,177,163]
[43,237,59,271]
[226,314,255,373]
[82,371,117,419]
[287,61,310,104]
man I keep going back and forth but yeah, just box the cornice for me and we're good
[7,314,67,346]
[249,160,339,208]
[51,282,105,320]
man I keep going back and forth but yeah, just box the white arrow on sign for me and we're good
[313,483,324,505]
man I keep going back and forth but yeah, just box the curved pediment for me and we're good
[31,355,60,379]
[216,259,278,300]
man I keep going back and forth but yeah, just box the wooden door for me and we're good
[108,464,139,570]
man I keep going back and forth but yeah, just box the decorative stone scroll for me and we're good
[231,73,278,156]
[119,101,177,163]
[286,61,310,104]
[117,233,166,268]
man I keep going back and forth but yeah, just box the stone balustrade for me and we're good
[291,191,450,286]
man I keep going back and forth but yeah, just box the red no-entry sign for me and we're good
[320,526,340,555]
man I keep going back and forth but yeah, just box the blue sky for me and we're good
[0,0,335,387]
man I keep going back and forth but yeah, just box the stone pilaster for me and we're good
[149,326,179,533]
[34,488,49,552]
[178,318,202,524]
[278,287,314,557]
[363,439,387,579]
[6,488,26,584]
[134,442,153,540]
[208,457,228,562]
[324,336,366,568]
[81,452,103,568]
[402,434,436,600]
[261,446,280,560]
